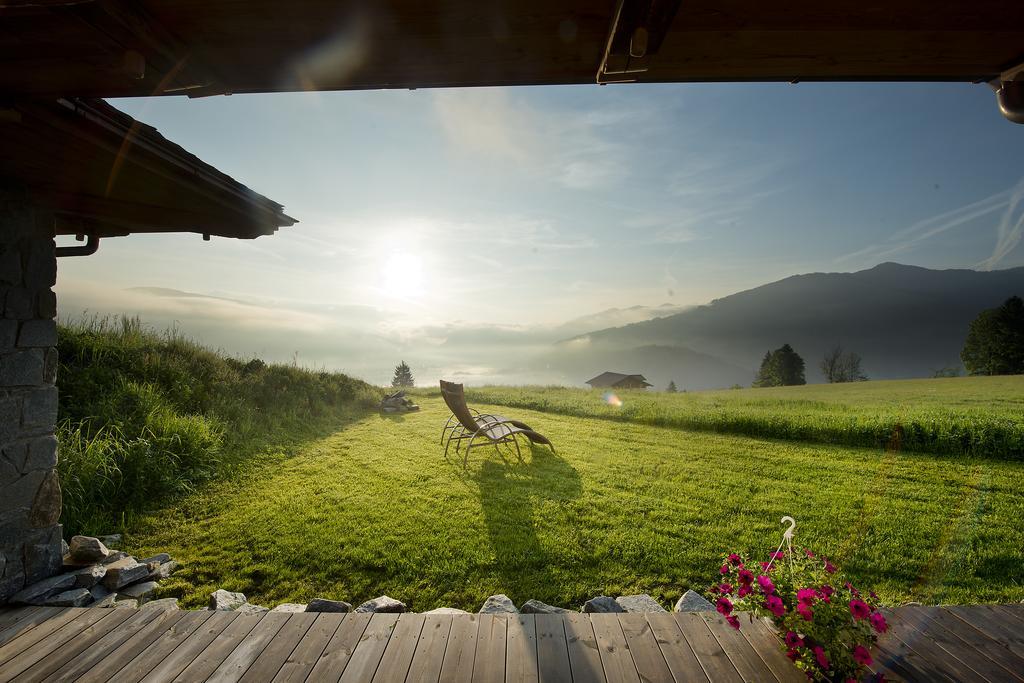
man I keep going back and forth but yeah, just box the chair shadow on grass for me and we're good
[466,440,585,604]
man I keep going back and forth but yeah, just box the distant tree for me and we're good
[754,344,806,387]
[391,360,415,388]
[666,380,678,393]
[820,345,868,383]
[961,296,1024,375]
[933,366,961,378]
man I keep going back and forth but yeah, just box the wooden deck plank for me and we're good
[535,614,572,683]
[0,607,40,633]
[872,611,960,683]
[911,606,1024,681]
[564,612,604,683]
[896,606,1024,682]
[591,613,640,683]
[699,612,777,682]
[0,606,114,682]
[672,614,741,683]
[884,608,990,683]
[0,606,80,661]
[644,612,709,683]
[618,613,674,683]
[405,614,454,683]
[206,611,291,682]
[239,612,317,683]
[439,613,479,683]
[994,605,1024,628]
[0,608,64,650]
[470,613,506,683]
[270,613,345,683]
[305,612,372,682]
[16,606,137,683]
[41,608,168,682]
[337,612,401,683]
[112,611,217,683]
[140,611,240,683]
[74,609,188,683]
[505,614,539,683]
[945,605,1024,660]
[171,612,265,683]
[373,612,427,683]
[734,616,805,683]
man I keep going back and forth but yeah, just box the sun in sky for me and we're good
[381,252,425,298]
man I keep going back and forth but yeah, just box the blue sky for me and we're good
[56,82,1024,382]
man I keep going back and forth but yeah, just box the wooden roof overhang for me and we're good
[0,97,296,241]
[2,0,1023,98]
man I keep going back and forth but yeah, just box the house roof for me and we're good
[586,371,652,387]
[1,1,1022,99]
[0,98,295,240]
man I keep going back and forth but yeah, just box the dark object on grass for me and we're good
[439,380,554,465]
[380,390,420,413]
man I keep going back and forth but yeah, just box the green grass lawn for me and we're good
[127,394,1024,612]
[460,376,1024,458]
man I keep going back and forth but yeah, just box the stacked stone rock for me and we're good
[216,590,715,615]
[379,391,420,414]
[0,192,62,602]
[8,535,178,609]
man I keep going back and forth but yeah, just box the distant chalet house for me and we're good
[585,372,653,390]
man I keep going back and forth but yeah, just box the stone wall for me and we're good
[0,187,63,602]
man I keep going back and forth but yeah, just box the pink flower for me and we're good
[820,585,834,602]
[796,588,817,605]
[770,551,786,559]
[797,602,814,621]
[804,549,816,558]
[716,596,734,616]
[759,561,772,571]
[785,648,800,662]
[737,585,752,598]
[720,564,729,575]
[850,599,871,621]
[870,590,879,600]
[737,569,754,586]
[765,594,786,617]
[757,575,775,595]
[869,612,888,633]
[824,559,837,574]
[709,585,720,595]
[813,645,830,670]
[784,631,803,648]
[728,553,743,566]
[853,645,873,666]
[719,583,734,595]
[726,615,740,630]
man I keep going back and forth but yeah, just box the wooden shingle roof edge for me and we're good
[1,97,296,240]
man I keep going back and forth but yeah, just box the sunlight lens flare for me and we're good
[603,392,623,407]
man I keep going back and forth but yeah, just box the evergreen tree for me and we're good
[666,380,678,393]
[961,296,1024,375]
[391,360,415,388]
[753,344,806,387]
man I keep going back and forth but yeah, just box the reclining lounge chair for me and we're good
[439,380,555,464]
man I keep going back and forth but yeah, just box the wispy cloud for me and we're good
[431,89,634,191]
[836,177,1024,267]
[977,179,1024,271]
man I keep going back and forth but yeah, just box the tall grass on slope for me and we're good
[57,315,380,535]
[458,378,1024,459]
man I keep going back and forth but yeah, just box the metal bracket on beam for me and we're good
[596,0,681,84]
[56,234,100,257]
[991,60,1024,124]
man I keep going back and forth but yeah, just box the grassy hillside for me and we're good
[454,377,1024,459]
[57,317,380,535]
[129,396,1024,610]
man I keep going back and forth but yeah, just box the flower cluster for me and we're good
[710,548,887,682]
